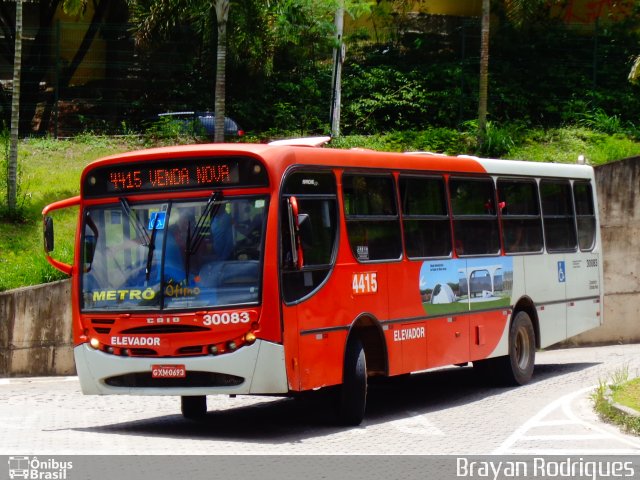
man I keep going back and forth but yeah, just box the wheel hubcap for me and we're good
[515,328,530,370]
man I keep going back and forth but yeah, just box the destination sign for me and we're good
[83,156,268,197]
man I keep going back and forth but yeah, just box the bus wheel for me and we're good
[181,395,207,420]
[337,337,367,426]
[501,311,536,385]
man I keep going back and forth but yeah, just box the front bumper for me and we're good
[74,339,288,396]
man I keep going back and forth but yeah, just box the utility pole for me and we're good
[330,1,345,138]
[8,0,23,212]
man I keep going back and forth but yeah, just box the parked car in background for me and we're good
[157,111,244,137]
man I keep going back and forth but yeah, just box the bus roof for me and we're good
[84,143,594,180]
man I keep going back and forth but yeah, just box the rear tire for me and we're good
[337,337,367,426]
[501,311,536,385]
[181,395,207,420]
[474,311,535,386]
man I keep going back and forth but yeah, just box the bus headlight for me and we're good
[245,332,256,344]
[89,338,100,349]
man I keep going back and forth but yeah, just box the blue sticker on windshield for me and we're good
[148,211,166,230]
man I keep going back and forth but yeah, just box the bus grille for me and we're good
[91,318,115,334]
[177,346,204,355]
[104,371,244,388]
[129,348,158,356]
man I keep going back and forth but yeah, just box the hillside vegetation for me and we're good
[1,124,639,292]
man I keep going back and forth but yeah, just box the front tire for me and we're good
[337,337,367,425]
[181,395,207,420]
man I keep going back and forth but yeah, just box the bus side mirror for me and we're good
[44,216,55,253]
[287,196,305,270]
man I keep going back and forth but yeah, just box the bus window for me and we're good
[399,175,451,259]
[540,179,577,252]
[573,181,596,251]
[449,177,500,256]
[497,179,543,254]
[343,173,402,262]
[281,171,338,303]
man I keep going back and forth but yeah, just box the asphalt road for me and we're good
[2,344,640,455]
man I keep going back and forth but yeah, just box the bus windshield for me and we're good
[81,196,266,311]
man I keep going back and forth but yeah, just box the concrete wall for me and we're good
[1,157,639,376]
[564,156,640,345]
[0,280,75,376]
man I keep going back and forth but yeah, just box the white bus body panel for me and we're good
[74,339,289,396]
[478,158,604,354]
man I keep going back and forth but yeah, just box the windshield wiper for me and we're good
[119,198,151,246]
[145,213,161,281]
[189,191,223,255]
[183,191,223,280]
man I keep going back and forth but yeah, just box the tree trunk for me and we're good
[18,1,60,135]
[330,2,345,138]
[478,0,490,147]
[8,0,22,212]
[214,0,229,143]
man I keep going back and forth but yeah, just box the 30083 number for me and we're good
[203,311,251,326]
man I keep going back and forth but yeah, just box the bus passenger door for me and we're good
[280,171,340,391]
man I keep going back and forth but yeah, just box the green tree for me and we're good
[130,0,371,136]
[478,0,555,144]
[131,0,234,142]
[1,0,121,135]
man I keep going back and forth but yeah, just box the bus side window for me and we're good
[540,179,577,252]
[399,175,451,259]
[449,177,500,256]
[497,179,543,254]
[343,173,402,262]
[573,181,596,251]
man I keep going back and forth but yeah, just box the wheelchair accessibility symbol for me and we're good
[557,261,566,283]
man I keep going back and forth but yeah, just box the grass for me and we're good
[508,127,640,165]
[612,378,640,412]
[1,126,640,291]
[593,366,640,436]
[0,135,145,291]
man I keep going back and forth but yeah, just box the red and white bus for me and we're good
[43,141,603,424]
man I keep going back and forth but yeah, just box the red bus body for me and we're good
[43,143,603,423]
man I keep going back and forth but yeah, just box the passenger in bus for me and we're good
[164,209,195,282]
[211,206,234,261]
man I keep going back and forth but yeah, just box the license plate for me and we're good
[152,364,186,378]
